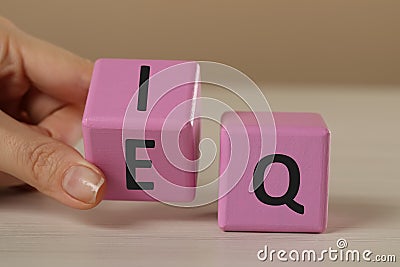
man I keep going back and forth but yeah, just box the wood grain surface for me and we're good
[1,85,399,266]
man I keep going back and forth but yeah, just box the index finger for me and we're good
[8,19,93,105]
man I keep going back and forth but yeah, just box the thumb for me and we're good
[0,111,105,209]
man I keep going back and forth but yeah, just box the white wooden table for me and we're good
[1,85,399,266]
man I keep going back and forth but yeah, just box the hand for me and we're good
[0,17,105,209]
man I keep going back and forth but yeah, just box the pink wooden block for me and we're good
[82,59,200,202]
[218,112,330,232]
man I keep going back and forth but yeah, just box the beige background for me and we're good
[1,0,399,85]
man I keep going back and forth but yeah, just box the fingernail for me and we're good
[62,165,104,204]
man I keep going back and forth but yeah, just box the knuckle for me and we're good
[26,141,64,191]
[0,17,16,28]
[0,20,15,39]
[0,18,28,99]
[0,25,11,68]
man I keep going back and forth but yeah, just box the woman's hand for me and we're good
[0,17,105,209]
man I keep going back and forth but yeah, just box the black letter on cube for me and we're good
[137,65,150,111]
[126,139,155,190]
[253,154,304,214]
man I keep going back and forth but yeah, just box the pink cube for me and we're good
[218,112,330,232]
[82,59,200,202]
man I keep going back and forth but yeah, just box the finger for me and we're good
[0,18,30,101]
[7,20,93,105]
[21,88,65,124]
[38,104,83,146]
[0,111,106,209]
